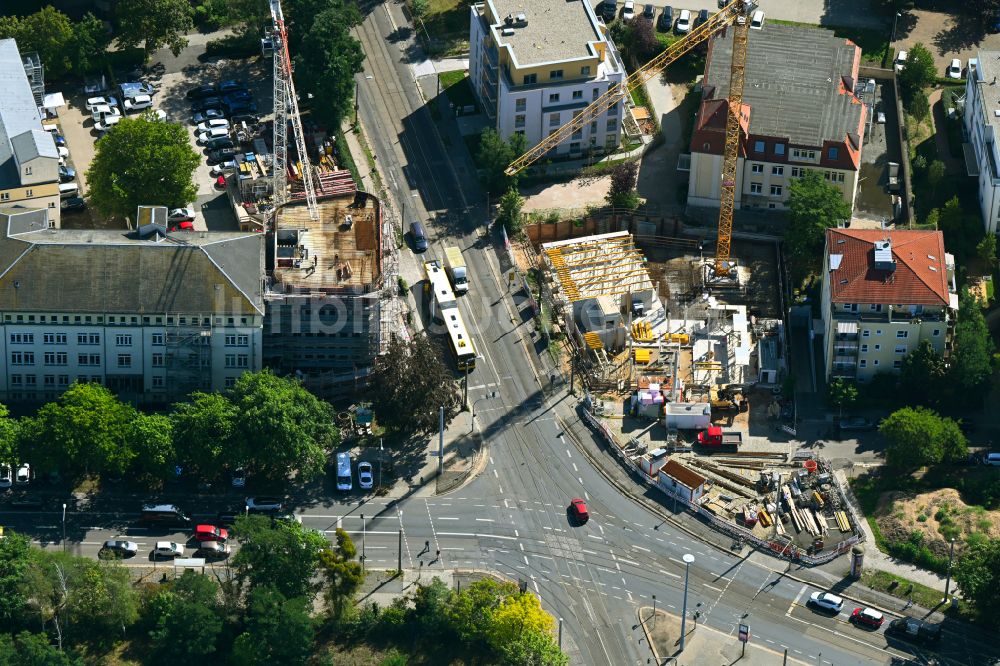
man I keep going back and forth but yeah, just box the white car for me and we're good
[15,463,30,484]
[192,109,226,125]
[123,94,153,112]
[358,461,374,489]
[894,50,908,72]
[808,592,844,613]
[946,58,962,79]
[85,96,119,111]
[197,127,230,144]
[153,541,183,558]
[91,104,121,123]
[622,0,635,20]
[750,9,764,29]
[676,9,691,33]
[167,208,196,223]
[94,116,121,132]
[210,160,237,176]
[0,465,11,488]
[197,118,230,133]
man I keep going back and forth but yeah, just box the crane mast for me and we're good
[269,0,319,221]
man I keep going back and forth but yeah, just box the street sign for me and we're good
[738,623,750,643]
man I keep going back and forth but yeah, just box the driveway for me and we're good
[892,9,1000,75]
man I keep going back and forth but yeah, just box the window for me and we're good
[754,140,765,153]
[548,93,560,104]
[860,344,868,353]
[11,352,24,365]
[751,163,763,174]
[770,185,782,196]
[790,167,799,177]
[606,118,617,132]
[894,345,907,354]
[43,352,67,366]
[77,333,99,345]
[896,330,908,338]
[152,353,164,367]
[0,193,8,202]
[25,375,35,386]
[24,190,32,197]
[581,65,591,76]
[9,333,33,344]
[859,360,867,368]
[749,182,763,194]
[514,114,526,128]
[828,147,839,160]
[932,328,941,336]
[515,97,526,112]
[43,333,66,345]
[225,354,236,368]
[550,69,563,80]
[523,74,537,85]
[893,360,902,369]
[607,104,618,116]
[572,90,583,100]
[44,375,55,387]
[775,144,785,155]
[152,376,164,389]
[549,113,560,127]
[152,333,164,346]
[869,304,881,312]
[874,344,881,351]
[593,88,600,100]
[24,166,32,176]
[237,354,249,368]
[862,330,870,337]
[225,377,237,388]
[58,375,69,387]
[772,166,784,176]
[117,354,131,368]
[873,359,880,366]
[10,375,21,386]
[115,334,132,346]
[875,329,883,336]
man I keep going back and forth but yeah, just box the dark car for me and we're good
[224,101,258,116]
[838,417,875,432]
[58,165,76,183]
[717,0,726,7]
[657,6,673,30]
[642,3,654,20]
[192,97,225,112]
[223,90,253,105]
[229,113,260,126]
[61,197,86,212]
[186,84,217,100]
[204,137,235,152]
[695,8,710,26]
[217,80,248,94]
[568,498,589,524]
[53,134,66,147]
[886,617,941,644]
[207,147,238,165]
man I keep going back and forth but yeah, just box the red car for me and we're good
[169,220,194,232]
[850,607,884,629]
[569,498,589,524]
[194,524,229,542]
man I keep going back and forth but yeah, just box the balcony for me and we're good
[833,342,859,355]
[832,366,857,379]
[832,309,946,323]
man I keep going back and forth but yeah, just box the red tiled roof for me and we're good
[826,228,949,306]
[661,459,706,490]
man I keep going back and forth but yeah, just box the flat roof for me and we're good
[704,23,863,146]
[483,0,604,68]
[972,51,1000,156]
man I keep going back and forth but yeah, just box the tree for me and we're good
[70,13,112,76]
[900,340,948,407]
[977,233,997,267]
[124,413,174,482]
[953,537,1000,625]
[497,187,525,235]
[0,631,81,666]
[924,208,940,229]
[878,406,967,469]
[0,8,75,80]
[232,587,315,666]
[927,160,945,191]
[626,17,660,62]
[0,530,32,629]
[231,514,329,600]
[826,378,857,419]
[605,160,641,210]
[0,403,19,468]
[294,5,365,131]
[410,0,430,20]
[898,43,936,95]
[486,590,555,650]
[87,117,200,222]
[951,289,994,395]
[905,89,929,121]
[171,391,237,479]
[785,170,851,272]
[148,571,224,661]
[115,0,194,56]
[369,334,459,435]
[26,383,136,477]
[445,578,518,646]
[318,528,365,620]
[228,370,338,482]
[477,128,525,194]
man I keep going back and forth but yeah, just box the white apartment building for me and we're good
[0,206,265,404]
[468,0,627,156]
[962,53,1000,233]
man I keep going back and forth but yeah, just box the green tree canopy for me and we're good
[0,631,82,666]
[228,370,338,482]
[900,339,948,407]
[148,571,224,661]
[171,391,237,479]
[0,7,75,79]
[0,403,19,468]
[124,413,174,482]
[606,160,641,210]
[294,4,365,130]
[953,536,1000,625]
[898,43,937,95]
[70,13,111,75]
[231,515,329,600]
[878,406,967,469]
[785,170,851,273]
[0,530,32,628]
[497,187,525,235]
[977,232,997,267]
[232,586,315,666]
[951,289,994,396]
[87,116,200,222]
[318,528,365,620]
[827,378,858,418]
[115,0,194,56]
[477,128,525,194]
[370,334,459,435]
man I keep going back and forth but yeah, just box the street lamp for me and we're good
[651,594,657,629]
[680,553,695,652]
[361,513,367,571]
[942,537,956,602]
[61,503,67,553]
[891,11,901,45]
[471,390,497,433]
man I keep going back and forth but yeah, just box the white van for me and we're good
[335,452,353,491]
[58,183,79,199]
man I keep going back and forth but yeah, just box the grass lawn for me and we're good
[413,0,470,56]
[861,570,978,623]
[941,86,966,159]
[439,70,476,108]
[770,20,889,67]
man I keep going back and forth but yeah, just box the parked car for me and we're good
[204,137,235,152]
[153,541,184,558]
[192,109,226,125]
[894,50,907,72]
[101,540,138,558]
[838,417,874,432]
[231,467,246,488]
[91,104,121,123]
[58,165,76,183]
[622,0,635,20]
[52,134,66,147]
[169,221,194,232]
[886,617,941,644]
[657,6,673,30]
[224,101,258,115]
[0,465,11,489]
[210,160,237,176]
[807,592,843,613]
[229,113,260,126]
[192,97,225,112]
[218,80,249,94]
[121,82,155,97]
[223,90,253,104]
[15,464,30,485]
[60,197,86,212]
[246,496,283,513]
[675,8,691,32]
[197,118,230,133]
[850,607,884,629]
[946,58,962,79]
[749,8,764,29]
[207,147,238,165]
[123,94,153,112]
[167,208,195,223]
[642,3,654,20]
[568,498,589,524]
[85,95,119,111]
[358,461,374,489]
[197,126,230,144]
[195,541,231,560]
[186,84,217,100]
[94,116,121,132]
[695,8,710,27]
[194,524,229,542]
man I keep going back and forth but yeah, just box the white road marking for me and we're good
[566,449,572,458]
[475,518,494,522]
[634,545,650,552]
[703,583,723,592]
[577,476,583,484]
[582,549,598,555]
[437,532,516,540]
[441,547,463,551]
[438,517,459,520]
[519,542,525,551]
[523,555,529,565]
[587,534,603,540]
[572,462,578,472]
[659,569,681,579]
[493,469,498,478]
[617,557,640,566]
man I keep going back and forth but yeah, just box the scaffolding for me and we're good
[542,232,653,306]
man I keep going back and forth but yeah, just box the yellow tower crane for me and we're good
[504,0,757,277]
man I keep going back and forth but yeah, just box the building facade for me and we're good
[0,207,264,404]
[962,53,1000,234]
[688,24,865,212]
[0,39,61,226]
[820,228,957,383]
[468,0,626,156]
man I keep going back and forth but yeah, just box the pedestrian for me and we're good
[424,539,430,552]
[436,549,440,559]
